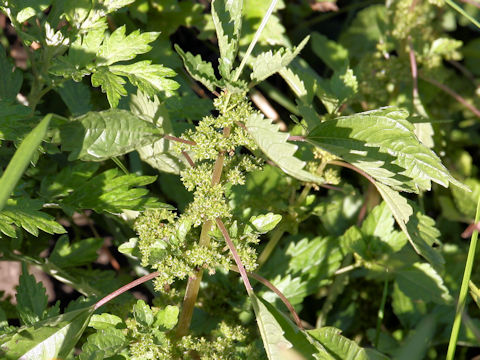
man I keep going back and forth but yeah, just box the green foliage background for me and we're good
[0,0,479,359]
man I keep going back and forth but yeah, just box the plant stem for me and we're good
[94,271,160,310]
[176,126,231,338]
[375,279,389,348]
[446,195,480,360]
[230,265,303,329]
[234,0,278,82]
[257,225,285,267]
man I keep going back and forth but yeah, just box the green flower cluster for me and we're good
[134,91,265,291]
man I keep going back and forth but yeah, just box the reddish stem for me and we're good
[164,135,197,146]
[231,265,304,329]
[215,218,253,294]
[461,222,480,239]
[182,151,196,167]
[94,271,159,310]
[408,37,420,102]
[288,135,306,142]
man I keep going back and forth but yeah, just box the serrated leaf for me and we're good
[261,275,308,307]
[60,109,163,161]
[79,328,126,360]
[174,44,221,91]
[245,112,324,184]
[60,168,171,214]
[133,300,154,327]
[250,293,321,359]
[317,66,358,114]
[88,313,124,330]
[0,306,94,360]
[0,101,34,141]
[250,36,309,84]
[0,44,22,101]
[0,198,66,237]
[153,305,179,330]
[96,26,159,66]
[212,0,243,77]
[49,236,103,268]
[451,178,480,220]
[307,327,369,360]
[395,262,452,304]
[16,263,48,326]
[110,60,179,97]
[307,107,465,193]
[91,68,127,108]
[0,114,50,211]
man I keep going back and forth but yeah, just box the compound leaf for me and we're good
[91,67,127,108]
[96,26,159,66]
[245,112,324,184]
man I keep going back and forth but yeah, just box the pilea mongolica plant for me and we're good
[0,0,479,359]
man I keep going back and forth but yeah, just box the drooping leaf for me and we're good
[49,236,103,268]
[395,262,453,304]
[0,114,50,210]
[91,67,127,108]
[174,45,222,92]
[16,263,48,326]
[109,61,179,96]
[250,293,322,359]
[250,36,310,84]
[307,327,369,360]
[0,198,66,237]
[96,26,159,66]
[307,107,465,193]
[212,0,243,78]
[60,109,163,161]
[0,306,95,360]
[245,112,324,184]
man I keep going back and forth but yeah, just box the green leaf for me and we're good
[392,315,436,360]
[174,44,222,92]
[153,305,179,330]
[0,306,94,360]
[133,300,154,327]
[59,168,170,214]
[212,0,243,77]
[307,107,465,193]
[60,109,163,161]
[391,282,426,329]
[317,66,358,114]
[250,36,309,84]
[245,112,324,184]
[0,44,22,101]
[49,236,103,268]
[88,313,124,330]
[261,275,308,307]
[0,198,66,237]
[307,327,369,360]
[91,67,127,108]
[96,26,159,66]
[249,213,282,233]
[250,293,321,359]
[395,262,453,304]
[129,91,187,174]
[0,101,33,141]
[79,328,126,360]
[16,263,48,326]
[451,178,480,220]
[110,60,179,96]
[56,80,92,116]
[310,32,349,71]
[0,114,50,211]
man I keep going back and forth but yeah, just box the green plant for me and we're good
[0,0,479,359]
